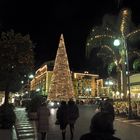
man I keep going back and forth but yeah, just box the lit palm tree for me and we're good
[133,59,140,73]
[97,45,140,93]
[97,45,122,93]
[86,8,140,98]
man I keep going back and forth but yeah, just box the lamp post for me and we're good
[28,74,34,98]
[123,37,132,119]
[114,38,132,119]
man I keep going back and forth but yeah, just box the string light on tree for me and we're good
[48,34,75,101]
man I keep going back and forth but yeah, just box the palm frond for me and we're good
[127,29,140,42]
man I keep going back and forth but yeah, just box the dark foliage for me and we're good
[0,103,16,129]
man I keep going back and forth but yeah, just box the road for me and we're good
[14,105,140,140]
[47,104,140,140]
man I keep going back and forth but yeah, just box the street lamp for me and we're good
[114,38,132,119]
[113,39,121,46]
[28,74,34,98]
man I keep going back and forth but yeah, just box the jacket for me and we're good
[67,104,79,124]
[56,105,68,125]
[80,132,121,140]
[37,105,50,132]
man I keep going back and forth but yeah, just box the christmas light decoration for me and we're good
[86,8,140,98]
[48,34,75,101]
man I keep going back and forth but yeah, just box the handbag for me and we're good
[55,119,60,125]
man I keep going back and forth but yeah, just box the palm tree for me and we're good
[97,45,122,93]
[133,59,140,73]
[97,44,140,93]
[86,8,140,98]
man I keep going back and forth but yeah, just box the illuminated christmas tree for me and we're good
[48,34,75,101]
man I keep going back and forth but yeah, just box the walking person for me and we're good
[37,100,50,140]
[67,99,79,140]
[101,99,115,120]
[56,100,68,140]
[79,112,121,140]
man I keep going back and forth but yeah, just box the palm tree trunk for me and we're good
[122,63,127,99]
[117,70,121,94]
[4,90,9,104]
[116,65,122,96]
[4,81,10,104]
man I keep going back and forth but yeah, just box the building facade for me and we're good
[30,64,99,99]
[130,73,140,100]
[72,72,99,100]
[30,64,53,95]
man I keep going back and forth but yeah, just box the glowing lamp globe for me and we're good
[113,39,121,46]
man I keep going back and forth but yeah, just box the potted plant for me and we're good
[0,103,16,139]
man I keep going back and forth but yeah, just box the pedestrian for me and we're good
[79,112,121,140]
[37,100,50,140]
[67,99,79,140]
[56,100,68,140]
[101,99,115,120]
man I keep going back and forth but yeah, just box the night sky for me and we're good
[0,0,140,74]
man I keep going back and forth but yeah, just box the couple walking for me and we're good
[56,99,79,140]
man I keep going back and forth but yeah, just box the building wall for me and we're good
[30,64,99,99]
[72,72,99,99]
[30,65,48,95]
[96,79,104,96]
[130,73,140,100]
[46,71,53,94]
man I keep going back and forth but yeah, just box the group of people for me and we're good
[36,98,79,140]
[56,99,79,140]
[36,97,120,140]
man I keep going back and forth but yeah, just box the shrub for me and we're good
[0,103,16,129]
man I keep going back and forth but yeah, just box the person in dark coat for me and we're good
[80,112,121,140]
[67,99,79,140]
[101,99,115,120]
[37,102,50,140]
[56,101,68,140]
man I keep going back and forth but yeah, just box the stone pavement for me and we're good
[13,107,78,140]
[13,106,140,140]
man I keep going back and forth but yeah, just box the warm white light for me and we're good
[50,108,55,115]
[86,88,91,92]
[15,93,20,97]
[57,102,60,105]
[121,93,124,97]
[50,102,55,106]
[11,98,15,103]
[109,81,113,85]
[114,60,117,65]
[113,39,121,46]
[116,91,120,96]
[105,80,113,86]
[36,88,40,92]
[29,74,34,79]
